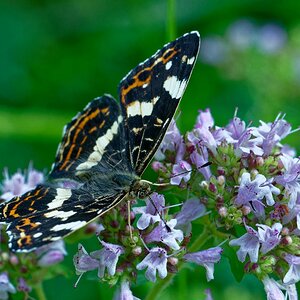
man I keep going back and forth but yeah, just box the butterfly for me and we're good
[0,31,200,252]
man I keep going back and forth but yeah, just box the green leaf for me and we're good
[223,244,244,282]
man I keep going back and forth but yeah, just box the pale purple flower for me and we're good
[276,154,300,208]
[188,109,218,153]
[235,172,280,211]
[226,117,263,156]
[253,114,292,155]
[256,24,287,54]
[283,254,300,284]
[226,117,247,140]
[155,119,183,161]
[0,272,16,300]
[195,109,214,129]
[257,223,282,254]
[113,280,141,300]
[263,277,298,300]
[184,247,222,281]
[170,161,192,185]
[200,36,228,65]
[227,19,256,50]
[263,277,285,300]
[1,166,44,201]
[136,247,168,282]
[73,244,99,275]
[133,193,165,230]
[190,147,211,180]
[282,204,300,231]
[145,219,183,250]
[188,128,217,155]
[229,224,260,262]
[17,278,31,293]
[175,198,206,233]
[37,240,67,267]
[283,283,298,300]
[281,145,296,158]
[204,288,214,300]
[91,241,124,278]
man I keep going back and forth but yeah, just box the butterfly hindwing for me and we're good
[1,185,126,251]
[119,31,200,175]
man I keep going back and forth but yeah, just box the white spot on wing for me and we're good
[51,221,86,232]
[127,101,141,117]
[187,56,195,65]
[45,210,76,219]
[141,102,153,117]
[165,61,172,70]
[127,97,159,118]
[33,233,42,238]
[163,76,187,100]
[47,189,72,210]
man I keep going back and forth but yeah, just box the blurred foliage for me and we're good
[1,0,300,299]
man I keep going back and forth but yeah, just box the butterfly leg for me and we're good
[127,200,134,241]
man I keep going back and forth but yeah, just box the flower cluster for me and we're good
[72,109,299,299]
[1,109,300,300]
[154,109,300,299]
[0,166,67,299]
[73,192,221,298]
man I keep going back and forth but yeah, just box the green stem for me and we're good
[34,283,47,300]
[145,228,211,300]
[166,0,176,41]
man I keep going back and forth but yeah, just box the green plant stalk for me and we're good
[34,283,47,300]
[166,0,176,41]
[145,228,211,300]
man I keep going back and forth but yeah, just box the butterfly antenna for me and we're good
[148,194,171,232]
[169,161,212,179]
[142,162,212,187]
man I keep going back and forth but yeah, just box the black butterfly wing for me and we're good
[50,95,132,181]
[0,185,126,252]
[118,31,200,175]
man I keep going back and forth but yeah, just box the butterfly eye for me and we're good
[139,191,145,198]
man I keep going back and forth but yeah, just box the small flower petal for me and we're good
[184,246,222,281]
[136,247,168,282]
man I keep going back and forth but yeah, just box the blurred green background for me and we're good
[1,0,300,299]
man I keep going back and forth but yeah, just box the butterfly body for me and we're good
[0,31,200,252]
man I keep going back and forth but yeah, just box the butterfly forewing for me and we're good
[50,95,131,180]
[119,31,200,175]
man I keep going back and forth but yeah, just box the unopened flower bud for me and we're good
[200,181,208,189]
[9,255,19,265]
[281,236,292,246]
[132,246,142,256]
[111,220,119,228]
[217,175,225,186]
[250,169,259,178]
[209,182,217,193]
[241,205,251,215]
[1,252,9,261]
[217,167,225,176]
[281,227,289,236]
[152,161,166,172]
[168,257,178,266]
[218,207,228,217]
[255,157,264,167]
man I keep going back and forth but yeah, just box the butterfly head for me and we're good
[129,180,152,200]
